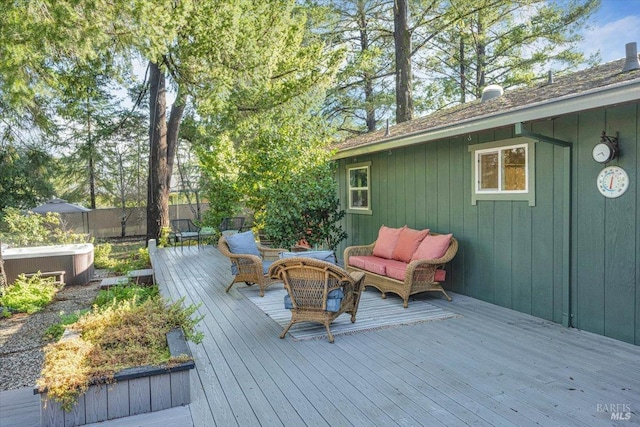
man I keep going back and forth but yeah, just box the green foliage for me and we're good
[0,208,87,247]
[44,310,89,342]
[263,161,347,251]
[93,243,114,269]
[158,227,172,248]
[0,273,61,315]
[94,284,158,308]
[0,146,55,212]
[93,243,149,274]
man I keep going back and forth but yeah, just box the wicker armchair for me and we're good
[268,257,365,343]
[218,234,286,297]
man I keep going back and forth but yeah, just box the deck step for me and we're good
[126,268,155,285]
[99,269,154,289]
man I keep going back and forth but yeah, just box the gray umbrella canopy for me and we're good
[31,198,91,214]
[31,198,91,234]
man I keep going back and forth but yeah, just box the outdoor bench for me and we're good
[344,225,458,307]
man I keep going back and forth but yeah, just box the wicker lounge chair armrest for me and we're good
[343,242,376,263]
[258,244,287,261]
[227,253,263,265]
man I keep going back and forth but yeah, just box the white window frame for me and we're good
[347,162,372,215]
[469,137,536,206]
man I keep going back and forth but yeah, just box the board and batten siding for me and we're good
[337,101,640,345]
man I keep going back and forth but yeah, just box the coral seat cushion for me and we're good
[383,261,410,281]
[363,258,389,275]
[412,233,453,261]
[373,225,405,259]
[348,256,367,269]
[392,228,430,263]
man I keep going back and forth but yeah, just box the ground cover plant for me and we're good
[37,294,203,411]
[0,273,61,316]
[94,241,149,274]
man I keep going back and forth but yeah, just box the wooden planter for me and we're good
[35,328,194,427]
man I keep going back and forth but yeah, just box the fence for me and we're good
[57,204,209,239]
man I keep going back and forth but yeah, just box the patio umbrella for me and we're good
[31,198,92,234]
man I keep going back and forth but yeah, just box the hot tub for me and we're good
[3,243,94,286]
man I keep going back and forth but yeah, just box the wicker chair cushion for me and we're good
[392,228,430,262]
[284,289,344,312]
[225,231,260,256]
[372,225,405,259]
[279,250,337,264]
[411,233,453,261]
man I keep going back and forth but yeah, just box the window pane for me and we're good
[351,189,368,208]
[502,147,526,190]
[350,168,368,187]
[479,152,498,190]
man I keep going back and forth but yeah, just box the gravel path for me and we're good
[0,280,102,391]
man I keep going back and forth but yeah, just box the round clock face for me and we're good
[596,166,629,198]
[592,142,613,163]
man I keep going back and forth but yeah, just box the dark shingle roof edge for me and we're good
[333,58,640,159]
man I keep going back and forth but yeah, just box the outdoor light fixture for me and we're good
[592,131,619,164]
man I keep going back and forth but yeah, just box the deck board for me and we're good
[3,244,640,426]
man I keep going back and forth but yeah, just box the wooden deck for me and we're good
[154,245,640,427]
[3,244,640,426]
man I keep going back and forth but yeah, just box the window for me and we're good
[347,162,372,214]
[469,138,535,206]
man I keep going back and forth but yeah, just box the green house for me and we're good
[334,44,640,345]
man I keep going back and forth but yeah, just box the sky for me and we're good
[579,0,640,62]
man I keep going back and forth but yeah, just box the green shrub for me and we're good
[44,310,89,341]
[0,273,61,314]
[93,243,114,269]
[0,208,87,246]
[262,162,347,251]
[94,284,158,308]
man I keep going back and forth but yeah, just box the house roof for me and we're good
[333,56,640,159]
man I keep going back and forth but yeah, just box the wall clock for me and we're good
[592,142,616,163]
[596,166,629,198]
[592,131,619,163]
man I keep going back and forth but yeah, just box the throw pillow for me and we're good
[372,225,405,259]
[411,233,453,261]
[225,230,260,257]
[392,227,430,263]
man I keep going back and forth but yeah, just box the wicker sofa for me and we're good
[344,226,458,307]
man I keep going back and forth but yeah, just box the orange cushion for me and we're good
[372,225,405,259]
[392,228,429,262]
[411,233,452,261]
[348,256,367,269]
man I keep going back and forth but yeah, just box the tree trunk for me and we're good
[146,61,169,242]
[475,18,486,99]
[394,0,412,123]
[459,36,466,103]
[357,1,376,132]
[146,61,187,243]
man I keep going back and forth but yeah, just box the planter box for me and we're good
[35,328,194,427]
